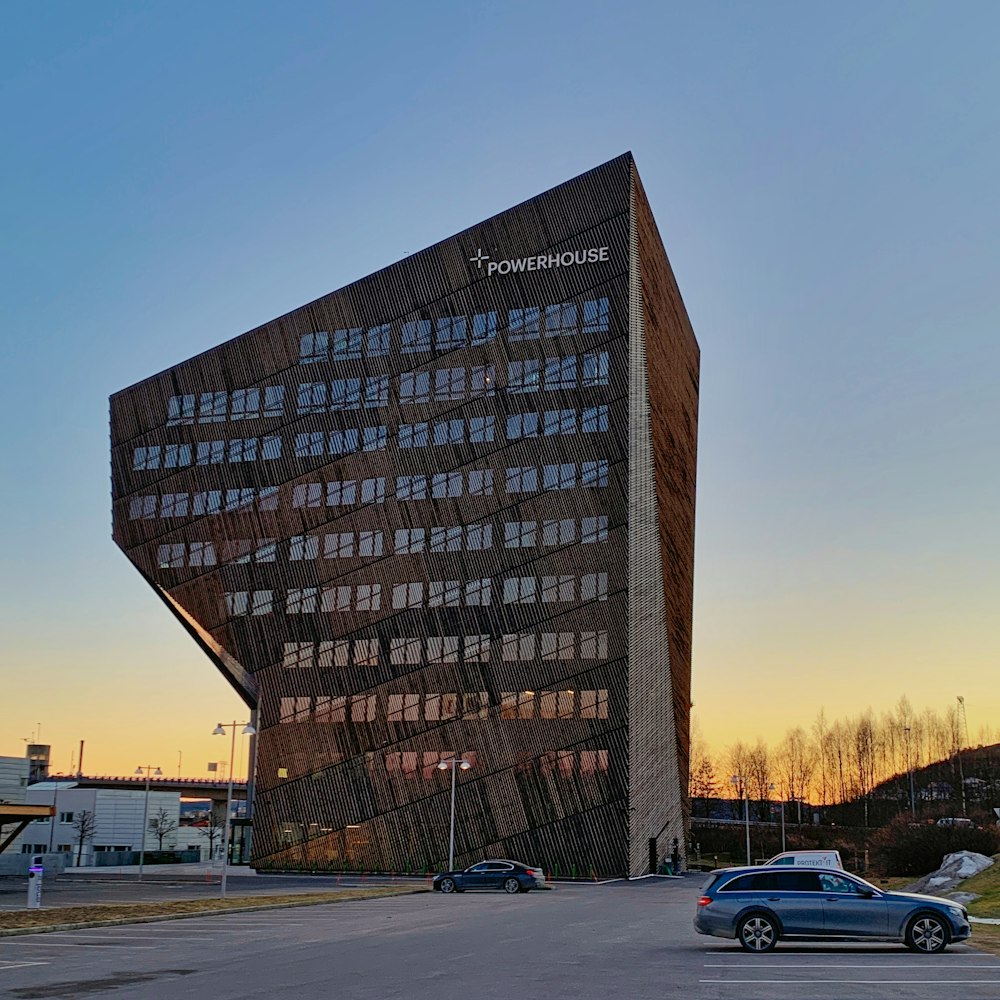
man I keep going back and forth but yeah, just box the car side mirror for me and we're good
[859,888,875,899]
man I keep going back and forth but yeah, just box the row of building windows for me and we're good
[278,688,609,724]
[129,487,278,520]
[383,748,609,778]
[155,518,609,570]
[297,299,610,363]
[280,631,609,669]
[136,405,610,471]
[167,387,285,426]
[224,573,609,617]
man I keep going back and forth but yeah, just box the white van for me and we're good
[766,850,843,869]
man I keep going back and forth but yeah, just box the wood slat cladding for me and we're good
[110,153,698,877]
[631,165,700,829]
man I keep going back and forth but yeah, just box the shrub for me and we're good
[869,815,1000,876]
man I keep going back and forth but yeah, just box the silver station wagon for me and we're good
[694,865,971,953]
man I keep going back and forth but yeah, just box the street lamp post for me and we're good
[731,775,750,865]
[134,765,162,881]
[212,721,256,899]
[436,756,473,871]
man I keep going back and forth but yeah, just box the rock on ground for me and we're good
[907,851,994,896]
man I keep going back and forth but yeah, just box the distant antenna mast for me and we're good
[957,695,969,817]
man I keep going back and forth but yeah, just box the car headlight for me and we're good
[947,906,965,919]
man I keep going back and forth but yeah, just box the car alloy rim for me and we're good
[505,879,519,893]
[912,918,945,951]
[441,879,455,893]
[743,918,774,950]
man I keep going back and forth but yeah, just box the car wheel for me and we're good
[503,877,521,894]
[737,913,778,953]
[439,877,457,894]
[907,914,949,954]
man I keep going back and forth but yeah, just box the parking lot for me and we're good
[0,877,997,999]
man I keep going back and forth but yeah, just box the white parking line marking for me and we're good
[0,962,50,971]
[1,940,157,949]
[49,933,207,942]
[700,979,1000,985]
[704,963,1000,968]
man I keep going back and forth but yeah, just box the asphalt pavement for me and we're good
[0,877,997,999]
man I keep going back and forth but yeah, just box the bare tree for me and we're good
[72,810,96,866]
[149,806,178,851]
[202,809,224,861]
[776,727,814,823]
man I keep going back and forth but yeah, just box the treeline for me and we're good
[691,696,996,818]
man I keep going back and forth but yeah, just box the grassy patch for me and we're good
[969,923,1000,957]
[956,856,1000,917]
[872,877,914,890]
[0,886,423,933]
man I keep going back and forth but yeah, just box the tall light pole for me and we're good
[957,696,969,818]
[212,721,256,898]
[437,756,473,871]
[731,775,750,865]
[134,765,162,881]
[904,725,916,816]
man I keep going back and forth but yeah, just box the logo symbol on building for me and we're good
[469,249,490,269]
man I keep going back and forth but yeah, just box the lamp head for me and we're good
[212,724,226,736]
[134,767,143,776]
[241,723,257,736]
[437,761,448,771]
[153,768,162,776]
[459,760,472,771]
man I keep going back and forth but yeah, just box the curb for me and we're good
[0,887,428,938]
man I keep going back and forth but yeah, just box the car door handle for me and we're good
[767,897,781,902]
[825,897,840,901]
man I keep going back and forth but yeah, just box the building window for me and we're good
[468,416,494,443]
[327,480,358,506]
[426,636,460,664]
[401,319,431,353]
[507,360,540,394]
[545,356,577,390]
[322,586,353,613]
[583,297,610,334]
[329,428,359,454]
[355,584,381,611]
[351,695,377,723]
[364,376,389,409]
[582,350,610,386]
[318,640,349,668]
[387,695,421,722]
[400,370,431,404]
[324,532,354,559]
[430,526,462,552]
[289,534,319,561]
[433,419,464,447]
[504,520,536,548]
[509,307,540,341]
[541,632,576,661]
[541,575,574,603]
[264,386,285,417]
[472,311,497,343]
[196,440,226,465]
[189,541,216,566]
[501,633,535,660]
[392,582,424,609]
[465,578,492,605]
[466,523,492,550]
[192,490,222,515]
[360,477,386,504]
[199,391,228,423]
[543,464,575,490]
[295,432,325,457]
[428,580,461,607]
[580,689,609,719]
[396,475,427,501]
[286,588,318,614]
[389,638,422,665]
[394,528,425,554]
[399,422,428,449]
[260,486,280,511]
[224,488,255,512]
[469,364,495,397]
[129,496,158,519]
[435,316,467,351]
[167,394,195,426]
[542,518,575,546]
[506,413,539,439]
[163,443,192,468]
[332,328,362,361]
[157,543,185,568]
[297,382,327,414]
[227,590,273,616]
[230,387,260,419]
[262,435,282,459]
[581,515,609,543]
[581,460,609,487]
[160,493,189,518]
[292,483,323,508]
[300,332,329,363]
[543,409,576,436]
[228,437,258,462]
[354,639,379,667]
[467,469,494,496]
[503,576,536,604]
[431,472,462,498]
[362,425,387,451]
[331,378,362,411]
[283,642,313,668]
[582,405,609,433]
[544,302,577,336]
[505,467,537,493]
[366,324,390,357]
[133,446,160,470]
[581,573,609,601]
[435,367,465,401]
[357,530,383,556]
[464,635,490,662]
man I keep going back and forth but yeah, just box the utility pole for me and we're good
[904,726,916,816]
[957,696,969,817]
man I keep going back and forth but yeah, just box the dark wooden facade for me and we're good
[110,154,698,876]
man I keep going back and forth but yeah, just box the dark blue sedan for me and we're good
[433,859,545,894]
[694,866,971,953]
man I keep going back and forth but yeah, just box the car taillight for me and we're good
[697,896,712,907]
[526,869,537,876]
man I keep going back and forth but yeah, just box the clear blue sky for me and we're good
[2,1,998,772]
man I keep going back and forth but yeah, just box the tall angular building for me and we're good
[110,153,699,877]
